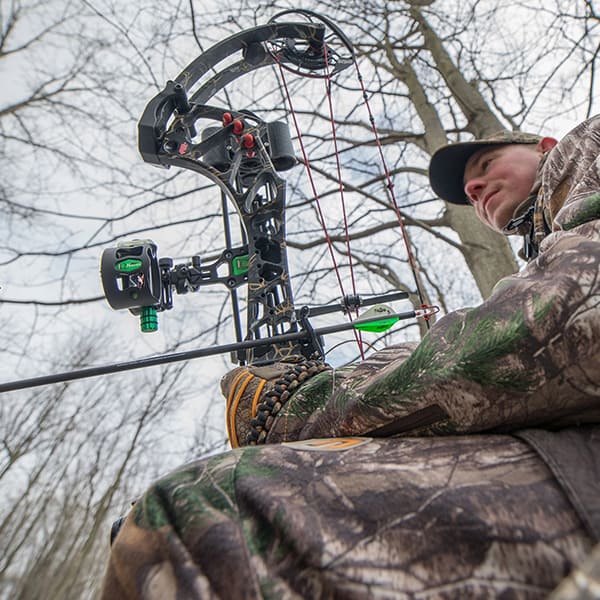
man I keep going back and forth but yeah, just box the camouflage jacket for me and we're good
[102,432,597,599]
[223,115,600,446]
[101,117,600,599]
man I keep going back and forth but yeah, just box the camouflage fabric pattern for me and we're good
[548,542,600,600]
[247,117,600,444]
[102,115,600,598]
[264,217,600,442]
[102,436,592,599]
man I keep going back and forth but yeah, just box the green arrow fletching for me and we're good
[353,304,400,333]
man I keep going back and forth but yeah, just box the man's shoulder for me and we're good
[551,114,600,159]
[542,114,600,231]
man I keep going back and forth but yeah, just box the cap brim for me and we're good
[428,140,504,205]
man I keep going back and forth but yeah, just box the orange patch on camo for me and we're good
[283,437,370,451]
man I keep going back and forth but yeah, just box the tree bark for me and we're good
[407,7,519,297]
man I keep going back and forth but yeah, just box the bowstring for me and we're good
[352,61,432,329]
[273,57,366,359]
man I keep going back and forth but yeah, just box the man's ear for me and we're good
[537,136,558,153]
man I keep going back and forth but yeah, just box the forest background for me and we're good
[0,0,597,597]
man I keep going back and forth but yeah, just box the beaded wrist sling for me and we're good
[225,360,330,447]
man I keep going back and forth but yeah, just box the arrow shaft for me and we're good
[0,309,418,393]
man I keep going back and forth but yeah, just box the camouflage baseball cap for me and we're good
[428,130,543,205]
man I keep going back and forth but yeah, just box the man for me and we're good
[102,117,600,599]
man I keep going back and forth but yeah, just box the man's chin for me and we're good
[478,212,503,232]
[475,205,510,232]
[481,217,507,233]
[487,209,511,232]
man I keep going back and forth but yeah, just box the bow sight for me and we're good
[100,239,244,328]
[100,240,250,332]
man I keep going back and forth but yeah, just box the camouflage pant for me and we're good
[102,434,592,599]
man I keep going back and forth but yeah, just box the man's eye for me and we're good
[481,158,491,171]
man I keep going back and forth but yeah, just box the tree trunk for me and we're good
[384,19,519,298]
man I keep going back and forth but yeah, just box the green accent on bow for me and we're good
[115,258,143,273]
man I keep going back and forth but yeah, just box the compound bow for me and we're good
[0,9,436,394]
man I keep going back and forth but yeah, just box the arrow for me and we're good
[0,305,436,394]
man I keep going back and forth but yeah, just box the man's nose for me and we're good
[464,178,485,204]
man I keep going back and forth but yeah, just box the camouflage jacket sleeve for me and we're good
[224,116,600,446]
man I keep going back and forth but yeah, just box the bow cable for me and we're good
[220,189,244,347]
[269,9,432,338]
[277,60,358,343]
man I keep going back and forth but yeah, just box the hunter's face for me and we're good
[463,144,542,231]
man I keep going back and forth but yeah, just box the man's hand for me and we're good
[221,360,330,447]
